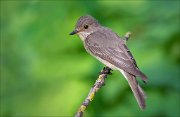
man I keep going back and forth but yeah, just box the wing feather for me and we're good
[84,28,147,82]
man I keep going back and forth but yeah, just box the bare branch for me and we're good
[75,67,112,117]
[124,32,131,42]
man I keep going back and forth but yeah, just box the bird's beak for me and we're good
[69,30,78,35]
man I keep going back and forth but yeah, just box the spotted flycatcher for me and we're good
[70,15,148,110]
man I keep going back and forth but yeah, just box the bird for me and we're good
[70,15,148,110]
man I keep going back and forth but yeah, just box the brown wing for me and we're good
[121,44,138,68]
[85,28,147,82]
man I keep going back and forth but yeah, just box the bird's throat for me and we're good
[78,31,93,41]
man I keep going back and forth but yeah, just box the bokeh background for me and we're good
[1,0,180,117]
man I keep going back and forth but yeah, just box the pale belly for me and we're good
[77,31,127,80]
[94,55,118,70]
[91,53,128,80]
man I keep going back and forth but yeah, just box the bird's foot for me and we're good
[99,67,112,75]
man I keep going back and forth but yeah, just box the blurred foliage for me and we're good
[1,0,180,117]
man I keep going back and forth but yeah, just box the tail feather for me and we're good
[120,70,146,110]
[138,84,147,99]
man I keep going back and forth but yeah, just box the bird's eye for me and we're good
[84,25,88,29]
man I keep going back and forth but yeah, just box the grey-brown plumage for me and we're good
[70,15,148,110]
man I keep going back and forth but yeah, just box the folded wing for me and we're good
[84,29,148,82]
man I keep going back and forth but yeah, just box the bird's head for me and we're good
[70,15,100,37]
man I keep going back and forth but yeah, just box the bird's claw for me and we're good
[99,67,112,75]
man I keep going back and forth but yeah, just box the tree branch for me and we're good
[75,67,112,117]
[74,32,131,117]
[124,32,131,42]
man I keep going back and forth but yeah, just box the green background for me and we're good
[1,0,180,117]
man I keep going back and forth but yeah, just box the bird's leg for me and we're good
[104,67,112,75]
[99,66,112,75]
[98,67,112,87]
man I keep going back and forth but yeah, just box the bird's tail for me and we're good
[120,70,146,110]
